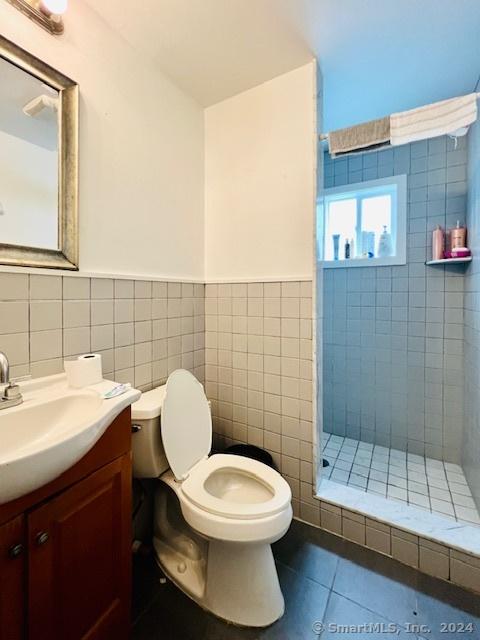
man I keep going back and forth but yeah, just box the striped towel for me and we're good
[390,93,477,146]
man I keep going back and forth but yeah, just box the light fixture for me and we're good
[40,0,67,16]
[5,0,67,35]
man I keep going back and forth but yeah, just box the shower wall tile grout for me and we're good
[323,136,467,463]
[203,280,316,522]
[464,118,480,514]
[0,272,205,392]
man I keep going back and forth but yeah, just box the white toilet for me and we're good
[131,369,292,627]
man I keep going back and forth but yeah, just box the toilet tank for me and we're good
[131,385,169,478]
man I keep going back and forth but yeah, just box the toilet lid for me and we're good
[161,369,212,480]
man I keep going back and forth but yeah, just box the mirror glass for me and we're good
[0,56,59,251]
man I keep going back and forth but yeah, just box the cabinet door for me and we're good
[28,455,131,640]
[0,515,25,640]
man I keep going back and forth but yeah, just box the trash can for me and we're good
[222,444,276,469]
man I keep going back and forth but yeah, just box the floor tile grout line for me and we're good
[323,431,479,525]
[328,585,419,630]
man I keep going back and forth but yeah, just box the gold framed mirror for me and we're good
[0,35,78,270]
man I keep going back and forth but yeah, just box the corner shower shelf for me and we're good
[425,257,472,266]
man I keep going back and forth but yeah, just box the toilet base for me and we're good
[153,484,285,627]
[154,537,284,627]
[204,539,284,627]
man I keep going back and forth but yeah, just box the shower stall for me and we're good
[316,129,480,533]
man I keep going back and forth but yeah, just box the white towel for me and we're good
[390,93,477,146]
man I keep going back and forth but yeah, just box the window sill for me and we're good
[322,256,406,269]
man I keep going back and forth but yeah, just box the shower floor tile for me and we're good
[321,433,480,526]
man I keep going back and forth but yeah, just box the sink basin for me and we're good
[0,374,140,504]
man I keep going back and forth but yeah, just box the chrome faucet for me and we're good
[0,351,23,409]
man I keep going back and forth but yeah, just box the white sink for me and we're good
[0,374,140,504]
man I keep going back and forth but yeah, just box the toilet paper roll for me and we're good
[64,353,103,388]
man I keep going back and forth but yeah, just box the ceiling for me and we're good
[87,0,480,131]
[299,0,480,131]
[85,0,310,108]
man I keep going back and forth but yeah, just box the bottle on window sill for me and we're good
[344,238,350,259]
[378,225,392,258]
[333,234,340,261]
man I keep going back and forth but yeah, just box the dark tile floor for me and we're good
[132,520,480,640]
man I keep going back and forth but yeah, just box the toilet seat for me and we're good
[162,468,293,545]
[160,370,291,525]
[182,454,291,520]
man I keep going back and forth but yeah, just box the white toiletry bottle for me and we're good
[378,226,392,257]
[333,234,340,260]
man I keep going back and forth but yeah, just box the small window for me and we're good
[321,175,407,268]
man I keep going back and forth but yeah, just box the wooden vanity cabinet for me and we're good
[0,514,25,640]
[0,408,132,640]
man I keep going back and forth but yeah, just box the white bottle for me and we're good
[378,225,392,257]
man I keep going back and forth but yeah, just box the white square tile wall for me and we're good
[204,280,316,521]
[0,273,205,391]
[464,120,480,525]
[323,136,467,463]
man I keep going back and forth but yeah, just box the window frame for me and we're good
[320,174,407,268]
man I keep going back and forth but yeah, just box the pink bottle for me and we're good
[432,225,444,261]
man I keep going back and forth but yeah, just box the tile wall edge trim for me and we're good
[292,514,480,595]
[314,487,480,557]
[0,266,205,283]
[204,276,313,283]
[0,266,314,285]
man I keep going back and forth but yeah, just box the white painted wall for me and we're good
[0,1,204,279]
[0,130,58,250]
[204,62,317,281]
